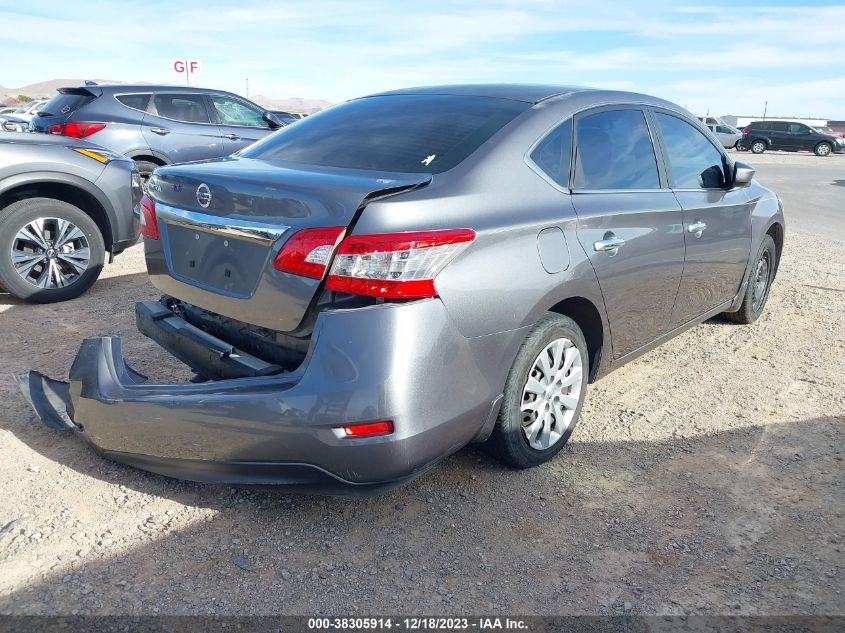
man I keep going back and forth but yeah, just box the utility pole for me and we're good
[762,100,768,119]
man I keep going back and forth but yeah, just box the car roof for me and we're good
[367,84,593,104]
[58,84,228,95]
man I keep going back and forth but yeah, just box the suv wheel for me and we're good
[814,142,832,157]
[0,197,105,303]
[133,160,160,189]
[489,314,588,468]
[751,140,767,154]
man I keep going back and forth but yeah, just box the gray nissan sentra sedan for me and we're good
[20,85,785,494]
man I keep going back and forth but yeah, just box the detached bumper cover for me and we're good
[18,299,519,492]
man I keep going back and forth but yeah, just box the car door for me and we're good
[766,122,789,150]
[207,93,275,155]
[784,123,814,151]
[141,92,226,163]
[650,109,752,326]
[570,106,686,360]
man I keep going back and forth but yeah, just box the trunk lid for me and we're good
[145,156,431,332]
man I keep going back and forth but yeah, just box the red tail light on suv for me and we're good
[47,122,107,139]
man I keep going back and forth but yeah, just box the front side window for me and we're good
[153,93,210,123]
[210,95,269,127]
[530,118,572,188]
[573,109,660,190]
[240,94,529,174]
[655,112,727,189]
[787,123,809,135]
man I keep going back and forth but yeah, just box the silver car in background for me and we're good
[21,85,785,494]
[708,123,743,149]
[0,133,141,302]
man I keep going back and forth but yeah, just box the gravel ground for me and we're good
[0,155,842,616]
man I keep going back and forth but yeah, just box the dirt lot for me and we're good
[0,152,842,616]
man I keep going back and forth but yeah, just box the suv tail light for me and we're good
[325,229,475,299]
[47,122,106,139]
[273,227,346,279]
[139,194,159,240]
[742,128,750,136]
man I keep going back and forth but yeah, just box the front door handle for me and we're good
[223,133,241,140]
[593,235,625,256]
[687,220,707,236]
[149,127,170,135]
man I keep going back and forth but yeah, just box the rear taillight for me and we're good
[273,227,345,279]
[139,194,159,240]
[48,122,106,138]
[742,129,750,136]
[325,229,475,299]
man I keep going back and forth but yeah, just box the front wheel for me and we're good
[0,197,105,303]
[489,314,588,468]
[723,235,777,324]
[814,142,832,157]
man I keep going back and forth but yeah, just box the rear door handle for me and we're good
[687,221,707,236]
[149,127,171,135]
[223,133,241,140]
[593,235,625,255]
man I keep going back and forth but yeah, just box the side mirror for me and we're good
[263,111,283,129]
[733,161,755,187]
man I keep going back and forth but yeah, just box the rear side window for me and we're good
[655,113,727,189]
[769,122,788,132]
[530,118,572,188]
[40,92,93,117]
[573,109,659,190]
[240,94,530,174]
[116,93,152,112]
[153,93,210,123]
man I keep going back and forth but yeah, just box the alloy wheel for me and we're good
[816,143,831,156]
[11,217,91,289]
[752,141,765,153]
[520,337,583,450]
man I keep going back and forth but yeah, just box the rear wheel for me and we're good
[814,142,832,157]
[133,159,161,190]
[0,198,105,303]
[723,235,777,324]
[750,140,767,154]
[489,314,588,468]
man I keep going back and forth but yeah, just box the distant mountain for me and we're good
[1,79,331,114]
[250,94,333,114]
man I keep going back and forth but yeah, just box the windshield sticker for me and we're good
[421,154,436,166]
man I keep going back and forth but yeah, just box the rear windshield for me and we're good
[240,94,530,174]
[39,91,94,117]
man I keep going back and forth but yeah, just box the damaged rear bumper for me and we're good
[18,299,518,494]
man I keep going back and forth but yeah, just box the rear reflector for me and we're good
[139,194,159,240]
[273,226,345,279]
[325,229,475,299]
[47,122,106,139]
[342,421,394,438]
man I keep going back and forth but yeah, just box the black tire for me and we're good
[723,235,777,324]
[814,142,832,157]
[133,159,160,189]
[750,139,767,154]
[0,197,105,303]
[489,313,589,468]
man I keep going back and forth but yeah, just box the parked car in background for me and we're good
[21,85,785,493]
[5,99,49,123]
[739,121,845,156]
[707,123,742,149]
[30,85,284,184]
[0,133,141,302]
[268,110,300,125]
[1,117,30,133]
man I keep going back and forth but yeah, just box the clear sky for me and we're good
[1,0,843,118]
